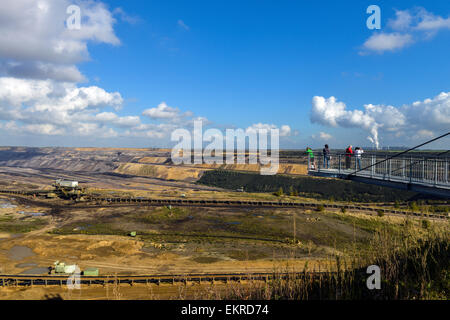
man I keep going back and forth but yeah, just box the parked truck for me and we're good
[50,261,99,276]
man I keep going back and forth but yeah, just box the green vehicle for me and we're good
[83,268,99,276]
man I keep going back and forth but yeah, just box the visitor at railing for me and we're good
[345,145,353,169]
[323,144,330,169]
[354,147,364,170]
[306,147,316,170]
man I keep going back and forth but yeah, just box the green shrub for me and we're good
[409,201,419,212]
[273,187,284,197]
[377,210,385,217]
[422,219,431,229]
[316,204,324,212]
[289,186,295,196]
[340,207,347,214]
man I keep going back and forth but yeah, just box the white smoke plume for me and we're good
[310,96,382,148]
[310,92,450,148]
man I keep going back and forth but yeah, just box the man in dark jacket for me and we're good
[322,144,330,169]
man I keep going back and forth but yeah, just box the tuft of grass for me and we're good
[50,222,125,236]
[190,223,450,300]
[0,218,47,233]
[421,219,431,229]
[136,206,190,224]
[192,256,221,264]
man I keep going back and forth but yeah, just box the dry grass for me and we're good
[186,221,450,300]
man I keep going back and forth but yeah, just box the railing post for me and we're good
[446,158,448,184]
[434,159,438,186]
[409,157,412,183]
[384,156,388,179]
[318,152,321,172]
[338,154,341,173]
[402,158,405,178]
[422,157,425,181]
[371,155,374,178]
[388,158,391,180]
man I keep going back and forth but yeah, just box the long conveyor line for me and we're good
[0,189,448,220]
[0,271,343,287]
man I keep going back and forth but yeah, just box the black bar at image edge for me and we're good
[0,300,447,318]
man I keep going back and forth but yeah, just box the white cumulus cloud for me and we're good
[246,123,292,137]
[310,92,450,148]
[312,132,333,140]
[142,102,181,120]
[361,7,450,54]
[0,0,120,82]
[362,33,413,53]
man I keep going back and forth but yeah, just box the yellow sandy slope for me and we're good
[138,157,170,164]
[115,163,204,181]
[116,161,307,181]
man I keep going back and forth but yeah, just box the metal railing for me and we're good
[308,153,450,188]
[308,132,450,189]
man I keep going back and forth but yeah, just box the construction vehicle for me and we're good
[51,261,78,274]
[50,261,99,276]
[52,179,86,200]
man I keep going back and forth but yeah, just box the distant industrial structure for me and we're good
[47,179,86,200]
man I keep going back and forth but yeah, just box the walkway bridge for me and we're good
[308,132,450,198]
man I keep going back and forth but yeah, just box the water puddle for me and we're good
[73,225,91,231]
[0,233,22,242]
[20,267,49,275]
[15,262,37,268]
[0,201,17,209]
[7,246,35,261]
[17,211,45,216]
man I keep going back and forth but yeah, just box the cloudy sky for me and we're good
[0,0,449,149]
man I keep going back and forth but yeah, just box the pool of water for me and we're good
[20,267,50,275]
[7,246,35,261]
[0,234,22,242]
[226,221,242,225]
[0,201,17,209]
[15,262,37,268]
[17,211,45,216]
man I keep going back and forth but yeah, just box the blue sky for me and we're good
[0,0,449,148]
